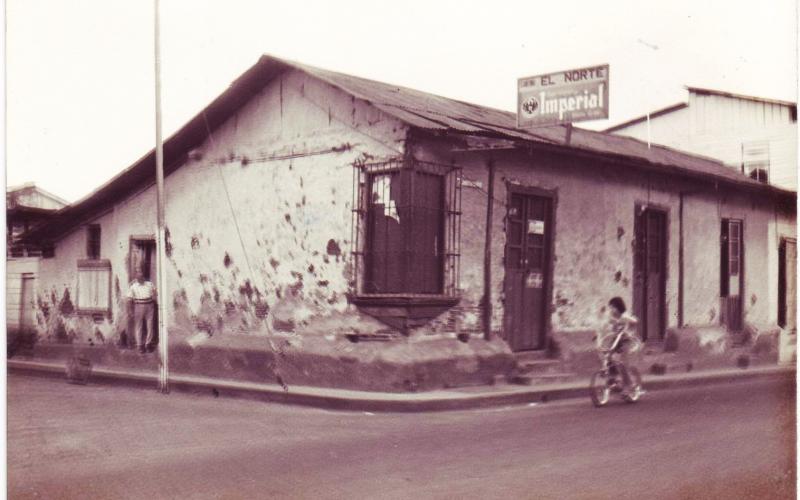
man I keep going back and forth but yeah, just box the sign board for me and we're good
[527,219,545,235]
[517,64,609,128]
[526,272,543,289]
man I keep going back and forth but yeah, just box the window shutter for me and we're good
[77,260,111,312]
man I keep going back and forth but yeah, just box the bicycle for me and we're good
[589,334,643,407]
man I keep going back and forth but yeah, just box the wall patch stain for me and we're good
[326,239,341,257]
[165,227,173,257]
[59,290,75,316]
[37,296,51,320]
[239,280,254,300]
[269,257,280,270]
[223,253,233,268]
[255,301,269,319]
[191,236,201,249]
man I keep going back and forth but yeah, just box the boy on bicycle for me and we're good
[596,297,640,394]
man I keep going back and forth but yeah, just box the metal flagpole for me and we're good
[154,0,169,393]
[637,38,659,149]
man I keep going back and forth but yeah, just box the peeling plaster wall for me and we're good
[35,68,408,346]
[767,205,797,324]
[682,191,721,325]
[412,137,793,342]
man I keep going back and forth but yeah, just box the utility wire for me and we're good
[201,111,289,392]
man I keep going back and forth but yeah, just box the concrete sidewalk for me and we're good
[8,358,795,412]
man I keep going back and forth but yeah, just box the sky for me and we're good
[6,0,798,202]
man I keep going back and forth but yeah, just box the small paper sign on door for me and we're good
[528,219,545,235]
[526,272,543,288]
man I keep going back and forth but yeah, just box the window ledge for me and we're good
[348,294,460,308]
[77,259,111,269]
[75,308,111,317]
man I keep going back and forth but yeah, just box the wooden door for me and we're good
[19,274,36,332]
[634,208,667,342]
[779,238,796,330]
[504,192,552,351]
[720,219,744,332]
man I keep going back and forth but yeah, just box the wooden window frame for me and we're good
[720,218,744,298]
[86,224,101,260]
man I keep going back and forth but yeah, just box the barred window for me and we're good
[352,160,461,296]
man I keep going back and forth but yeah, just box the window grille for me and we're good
[351,159,461,296]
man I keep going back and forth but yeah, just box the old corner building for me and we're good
[18,55,797,391]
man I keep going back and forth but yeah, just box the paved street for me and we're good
[7,373,795,500]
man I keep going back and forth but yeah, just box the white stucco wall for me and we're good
[35,68,408,344]
[412,138,790,338]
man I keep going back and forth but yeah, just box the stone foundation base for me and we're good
[12,332,516,393]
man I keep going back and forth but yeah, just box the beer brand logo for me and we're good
[522,96,539,115]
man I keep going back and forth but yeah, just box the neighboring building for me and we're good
[7,183,68,257]
[7,183,68,337]
[606,87,798,334]
[20,56,796,386]
[605,87,797,191]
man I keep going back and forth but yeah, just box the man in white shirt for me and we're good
[127,270,156,353]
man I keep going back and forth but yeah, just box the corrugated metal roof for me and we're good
[290,57,792,192]
[687,86,797,109]
[24,55,795,243]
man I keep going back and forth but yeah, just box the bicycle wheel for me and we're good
[623,367,643,403]
[589,370,611,407]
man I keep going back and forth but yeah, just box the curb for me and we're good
[8,359,795,413]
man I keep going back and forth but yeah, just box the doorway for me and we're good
[633,206,667,342]
[720,219,744,332]
[127,238,158,347]
[19,273,36,333]
[503,189,554,351]
[778,238,796,331]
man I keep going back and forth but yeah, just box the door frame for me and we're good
[720,218,745,332]
[503,182,558,351]
[633,203,669,342]
[778,237,796,329]
[128,235,157,281]
[127,236,159,347]
[19,273,36,332]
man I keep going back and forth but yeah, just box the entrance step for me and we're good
[515,358,563,375]
[514,350,549,363]
[508,372,579,386]
[511,351,576,385]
